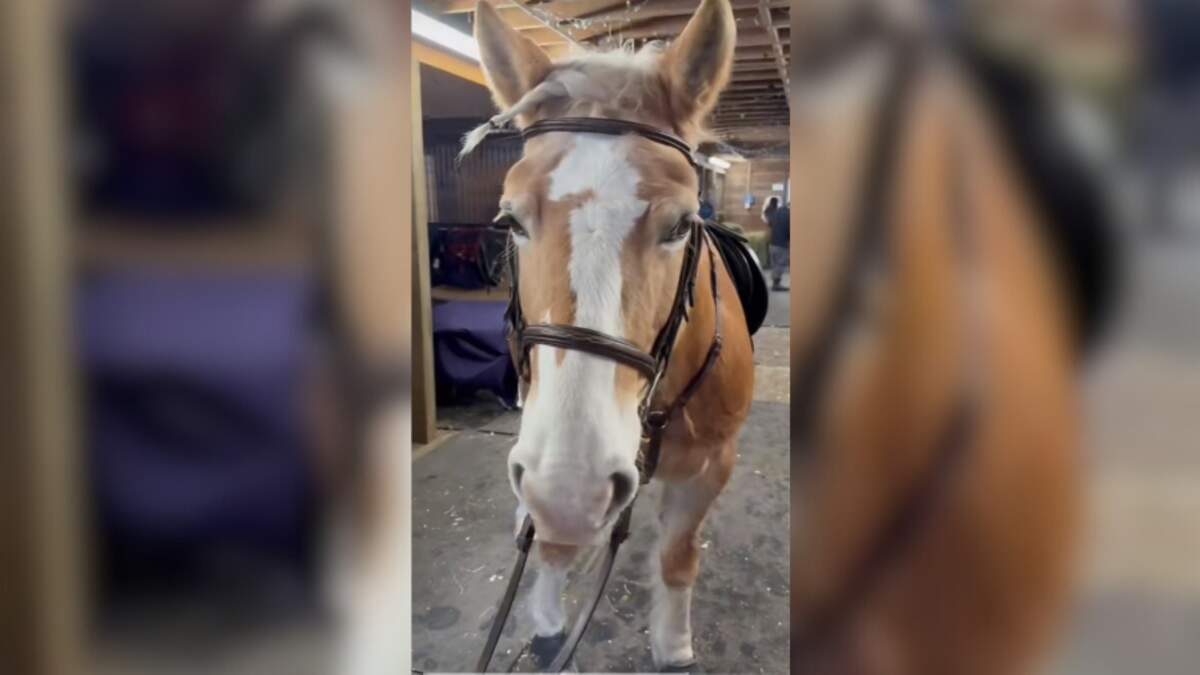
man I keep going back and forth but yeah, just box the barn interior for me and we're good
[409,1,791,672]
[411,0,791,443]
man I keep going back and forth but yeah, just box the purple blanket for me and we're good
[433,301,517,407]
[78,270,315,586]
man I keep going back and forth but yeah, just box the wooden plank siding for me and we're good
[718,158,789,232]
[424,120,522,226]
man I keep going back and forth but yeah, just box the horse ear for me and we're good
[474,1,553,110]
[663,0,736,124]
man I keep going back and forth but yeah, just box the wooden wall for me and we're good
[718,158,790,232]
[423,119,521,226]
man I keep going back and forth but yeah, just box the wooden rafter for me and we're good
[440,0,621,16]
[438,0,788,16]
[713,119,788,127]
[715,102,790,112]
[725,81,786,91]
[571,7,786,42]
[590,24,786,47]
[732,72,790,82]
[433,0,790,136]
[733,59,781,71]
[509,0,584,49]
[756,0,789,99]
[714,109,786,118]
[717,91,787,100]
[514,26,570,45]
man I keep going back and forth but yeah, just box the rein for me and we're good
[793,35,987,662]
[476,116,722,673]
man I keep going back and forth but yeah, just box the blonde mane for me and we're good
[460,43,711,160]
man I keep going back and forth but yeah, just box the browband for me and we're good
[521,117,700,170]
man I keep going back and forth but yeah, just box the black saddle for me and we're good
[705,221,769,336]
[960,41,1121,357]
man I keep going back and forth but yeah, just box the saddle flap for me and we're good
[704,221,769,336]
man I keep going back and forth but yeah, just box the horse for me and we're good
[467,0,755,670]
[791,8,1117,675]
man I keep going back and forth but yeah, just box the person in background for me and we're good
[1141,0,1200,237]
[762,195,790,291]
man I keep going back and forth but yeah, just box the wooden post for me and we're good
[410,61,437,445]
[0,0,87,673]
[323,3,412,671]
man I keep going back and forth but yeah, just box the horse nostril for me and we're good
[610,471,635,511]
[511,462,525,493]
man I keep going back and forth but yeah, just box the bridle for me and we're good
[506,119,724,484]
[476,116,725,673]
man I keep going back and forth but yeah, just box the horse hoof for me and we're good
[531,631,568,669]
[660,662,699,673]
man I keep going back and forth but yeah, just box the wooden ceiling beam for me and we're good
[736,45,788,61]
[727,80,783,90]
[725,92,785,99]
[714,102,790,110]
[588,28,786,48]
[733,60,779,71]
[714,103,790,113]
[730,72,787,83]
[756,0,790,99]
[713,110,790,119]
[572,7,774,42]
[590,0,787,20]
[710,125,789,141]
[716,101,787,110]
[438,0,629,17]
[712,119,790,128]
[508,0,584,48]
[519,26,571,45]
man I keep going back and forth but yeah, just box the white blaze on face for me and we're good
[511,134,648,527]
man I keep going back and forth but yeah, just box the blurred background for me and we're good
[795,1,1199,674]
[2,1,410,674]
[971,2,1200,672]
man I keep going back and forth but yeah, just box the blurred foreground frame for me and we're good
[0,0,85,673]
[0,1,413,673]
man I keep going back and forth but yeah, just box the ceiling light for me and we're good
[412,9,480,61]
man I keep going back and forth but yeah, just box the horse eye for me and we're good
[662,215,695,244]
[493,212,528,238]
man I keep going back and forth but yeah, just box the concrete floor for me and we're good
[414,281,792,674]
[1049,234,1200,675]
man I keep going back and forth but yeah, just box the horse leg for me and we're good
[652,443,734,670]
[514,505,578,667]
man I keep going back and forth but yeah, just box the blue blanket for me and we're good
[433,301,518,407]
[79,270,316,586]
